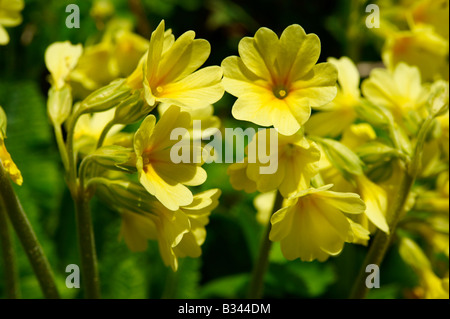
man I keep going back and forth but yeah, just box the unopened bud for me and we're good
[113,90,153,125]
[48,85,72,126]
[90,145,136,173]
[429,80,449,118]
[80,78,132,113]
[355,99,392,127]
[313,137,364,177]
[0,106,6,139]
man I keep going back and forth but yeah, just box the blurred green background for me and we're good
[0,0,419,299]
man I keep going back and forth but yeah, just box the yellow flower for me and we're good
[134,105,206,211]
[0,0,24,45]
[71,22,149,92]
[306,57,361,137]
[119,189,220,271]
[158,103,221,141]
[227,159,257,193]
[222,24,338,136]
[45,41,83,90]
[74,108,126,155]
[0,106,22,185]
[127,20,224,109]
[409,0,449,40]
[269,184,366,261]
[362,62,429,124]
[382,26,449,81]
[227,129,321,197]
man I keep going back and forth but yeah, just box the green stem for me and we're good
[96,120,115,150]
[0,163,60,299]
[66,108,84,188]
[350,164,415,299]
[0,197,21,299]
[247,191,283,299]
[53,125,69,171]
[74,186,101,299]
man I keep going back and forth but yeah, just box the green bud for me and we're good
[113,89,154,125]
[365,159,394,183]
[90,145,136,173]
[357,141,401,163]
[0,106,6,138]
[428,80,449,118]
[80,78,132,113]
[47,85,72,126]
[355,99,392,128]
[313,137,364,177]
[95,178,156,215]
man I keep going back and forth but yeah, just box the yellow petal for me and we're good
[146,20,166,85]
[280,25,321,82]
[238,27,278,80]
[328,56,360,98]
[119,211,157,252]
[158,33,210,84]
[45,41,83,89]
[357,175,389,233]
[231,90,275,127]
[134,114,156,156]
[157,66,224,107]
[221,56,269,97]
[227,161,257,193]
[314,190,366,214]
[290,63,338,108]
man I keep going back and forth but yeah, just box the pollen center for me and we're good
[273,86,288,99]
[156,86,164,94]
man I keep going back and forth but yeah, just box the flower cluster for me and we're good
[225,21,449,300]
[225,25,371,261]
[44,20,224,271]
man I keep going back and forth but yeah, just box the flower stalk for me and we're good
[350,161,415,299]
[247,191,283,299]
[0,197,21,298]
[73,185,101,299]
[0,162,60,299]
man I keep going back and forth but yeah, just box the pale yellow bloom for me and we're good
[119,189,220,271]
[45,41,83,90]
[222,24,337,136]
[74,108,126,155]
[158,103,221,140]
[382,25,449,81]
[306,57,361,137]
[269,184,366,261]
[134,105,206,211]
[71,23,149,92]
[0,0,24,45]
[228,129,321,197]
[362,63,429,125]
[127,20,224,109]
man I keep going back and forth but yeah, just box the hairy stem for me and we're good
[247,191,283,299]
[0,163,60,299]
[0,197,21,298]
[74,186,101,299]
[350,165,415,299]
[96,120,115,150]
